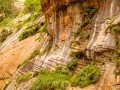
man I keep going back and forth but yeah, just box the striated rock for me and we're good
[4,0,120,90]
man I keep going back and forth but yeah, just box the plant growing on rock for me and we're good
[17,50,40,68]
[24,0,42,14]
[30,69,69,90]
[81,6,98,18]
[16,72,32,84]
[112,26,120,32]
[67,58,78,70]
[71,65,100,88]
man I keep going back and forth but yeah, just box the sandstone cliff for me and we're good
[2,0,120,90]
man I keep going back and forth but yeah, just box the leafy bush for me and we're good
[71,65,100,88]
[16,72,32,84]
[30,69,69,90]
[0,29,12,42]
[0,17,12,27]
[33,70,40,77]
[22,13,39,25]
[17,50,40,68]
[0,0,14,17]
[19,20,47,41]
[24,0,41,14]
[18,25,39,41]
[112,26,120,32]
[67,59,78,70]
[82,6,98,18]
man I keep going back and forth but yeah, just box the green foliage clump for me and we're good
[81,18,91,28]
[24,0,41,14]
[0,29,12,43]
[0,17,12,27]
[22,13,40,25]
[71,65,100,88]
[38,23,47,34]
[17,50,40,68]
[67,59,78,70]
[19,19,47,41]
[33,70,40,77]
[18,27,38,41]
[0,0,14,17]
[112,26,120,32]
[16,72,32,84]
[70,41,80,47]
[81,6,98,18]
[30,69,69,90]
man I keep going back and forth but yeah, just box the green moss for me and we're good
[16,72,32,84]
[71,65,100,88]
[30,69,69,90]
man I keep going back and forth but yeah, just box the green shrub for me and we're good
[67,59,78,70]
[81,6,98,18]
[30,69,69,90]
[0,29,12,42]
[16,72,32,84]
[0,0,14,17]
[17,50,40,68]
[18,25,39,41]
[22,13,40,25]
[0,17,12,27]
[71,65,100,88]
[24,0,41,14]
[19,20,47,41]
[112,26,120,32]
[33,70,40,77]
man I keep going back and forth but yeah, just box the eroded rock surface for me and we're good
[4,0,120,90]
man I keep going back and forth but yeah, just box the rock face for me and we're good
[42,0,120,57]
[40,0,120,90]
[4,0,120,90]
